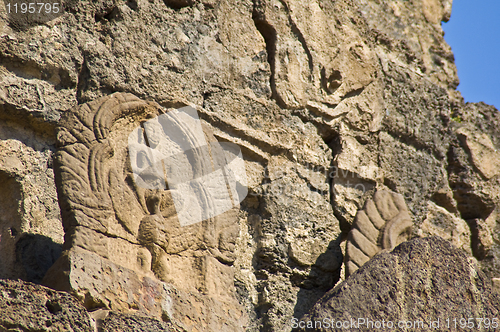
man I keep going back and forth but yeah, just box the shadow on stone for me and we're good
[15,233,62,284]
[292,235,343,320]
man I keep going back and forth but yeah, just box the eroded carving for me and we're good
[46,92,244,319]
[345,190,413,276]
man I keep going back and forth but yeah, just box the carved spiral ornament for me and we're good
[345,190,413,276]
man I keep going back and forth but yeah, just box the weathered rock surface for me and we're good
[448,102,500,279]
[345,189,413,276]
[0,279,94,332]
[42,92,248,331]
[0,120,62,282]
[0,278,186,332]
[297,237,500,331]
[43,247,248,332]
[100,312,180,332]
[0,0,499,330]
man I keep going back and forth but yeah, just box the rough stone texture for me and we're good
[0,118,63,282]
[345,189,412,276]
[297,237,500,332]
[327,0,459,231]
[0,279,94,332]
[100,312,181,332]
[0,0,499,330]
[0,278,187,332]
[43,247,248,332]
[42,92,248,331]
[356,0,457,93]
[2,1,344,329]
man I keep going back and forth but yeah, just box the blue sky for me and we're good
[442,0,500,109]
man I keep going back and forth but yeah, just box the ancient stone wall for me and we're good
[0,0,499,331]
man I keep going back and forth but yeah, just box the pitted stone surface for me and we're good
[0,279,94,332]
[297,237,500,332]
[1,0,500,330]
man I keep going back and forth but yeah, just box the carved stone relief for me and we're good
[43,92,247,329]
[345,190,413,276]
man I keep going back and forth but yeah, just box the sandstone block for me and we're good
[0,279,94,332]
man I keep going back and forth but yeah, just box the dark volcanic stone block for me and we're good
[296,237,500,331]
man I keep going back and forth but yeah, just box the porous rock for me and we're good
[42,92,248,331]
[100,311,181,332]
[0,0,500,330]
[345,189,413,276]
[296,237,500,331]
[0,279,94,332]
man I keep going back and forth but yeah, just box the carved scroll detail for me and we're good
[55,93,156,237]
[345,190,413,276]
[54,92,240,284]
[45,93,247,328]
